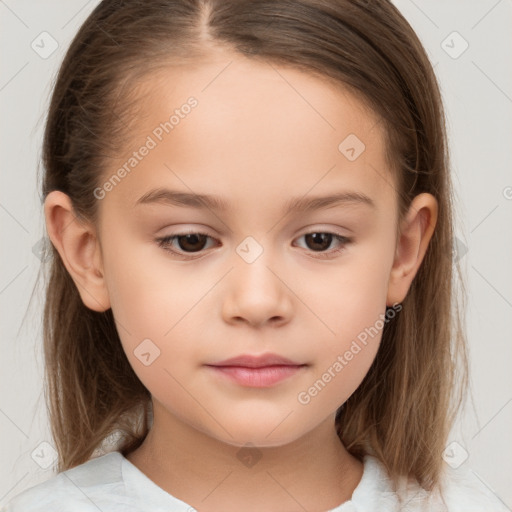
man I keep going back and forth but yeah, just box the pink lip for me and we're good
[205,353,307,388]
[209,353,303,368]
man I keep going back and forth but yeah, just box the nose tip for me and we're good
[232,311,288,328]
[221,257,293,328]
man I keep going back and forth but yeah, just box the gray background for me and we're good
[1,0,511,507]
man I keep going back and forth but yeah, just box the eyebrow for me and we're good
[135,188,375,214]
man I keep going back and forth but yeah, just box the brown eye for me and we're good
[294,231,351,259]
[304,232,334,251]
[175,233,208,252]
[156,232,216,257]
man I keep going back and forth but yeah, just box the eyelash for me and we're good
[156,230,352,260]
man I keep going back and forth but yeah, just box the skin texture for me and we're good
[44,52,438,512]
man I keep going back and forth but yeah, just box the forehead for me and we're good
[103,52,396,215]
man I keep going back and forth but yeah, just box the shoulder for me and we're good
[1,452,133,512]
[350,455,509,512]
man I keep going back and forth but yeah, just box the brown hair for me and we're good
[37,0,468,491]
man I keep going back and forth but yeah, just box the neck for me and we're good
[125,400,363,512]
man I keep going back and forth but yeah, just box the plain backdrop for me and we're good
[1,0,511,508]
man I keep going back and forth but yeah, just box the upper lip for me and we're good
[207,353,305,368]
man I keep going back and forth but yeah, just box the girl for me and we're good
[2,0,508,510]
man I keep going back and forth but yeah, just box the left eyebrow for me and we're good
[283,191,376,213]
[134,188,376,213]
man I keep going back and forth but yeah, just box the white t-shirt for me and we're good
[1,451,508,511]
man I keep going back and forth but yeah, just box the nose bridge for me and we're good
[234,235,281,297]
[222,235,293,326]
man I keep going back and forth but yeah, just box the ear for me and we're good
[44,190,110,312]
[386,192,438,306]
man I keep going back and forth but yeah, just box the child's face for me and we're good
[87,53,421,446]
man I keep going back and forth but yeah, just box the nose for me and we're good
[221,251,293,328]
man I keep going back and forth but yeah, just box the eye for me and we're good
[156,231,218,258]
[294,231,351,259]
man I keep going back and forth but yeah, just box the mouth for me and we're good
[204,353,308,388]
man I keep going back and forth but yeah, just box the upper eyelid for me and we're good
[159,229,349,242]
[161,224,351,237]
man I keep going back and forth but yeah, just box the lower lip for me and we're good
[206,365,306,387]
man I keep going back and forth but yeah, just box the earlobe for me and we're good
[386,193,438,306]
[44,191,111,312]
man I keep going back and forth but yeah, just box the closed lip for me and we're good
[206,353,306,368]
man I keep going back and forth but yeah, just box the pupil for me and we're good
[178,234,207,252]
[306,233,332,251]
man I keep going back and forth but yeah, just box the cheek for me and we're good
[100,230,216,386]
[101,241,205,413]
[300,236,395,405]
[306,235,393,341]
[102,228,210,336]
[296,301,385,417]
